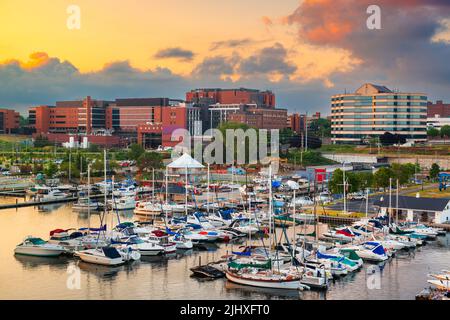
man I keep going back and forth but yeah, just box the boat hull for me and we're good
[225,271,306,290]
[14,246,65,257]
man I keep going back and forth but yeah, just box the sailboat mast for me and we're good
[268,165,273,250]
[396,179,399,225]
[207,163,210,214]
[152,168,155,201]
[292,188,296,262]
[165,166,168,205]
[87,163,91,234]
[185,165,188,216]
[104,149,107,218]
[365,188,369,219]
[389,178,392,225]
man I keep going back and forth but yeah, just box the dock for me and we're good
[0,194,106,210]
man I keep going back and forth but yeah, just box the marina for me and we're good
[1,155,449,300]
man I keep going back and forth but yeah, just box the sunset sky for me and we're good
[1,0,450,115]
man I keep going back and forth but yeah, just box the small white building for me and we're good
[374,195,450,224]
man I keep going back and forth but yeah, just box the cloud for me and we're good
[283,0,450,98]
[154,47,195,61]
[0,52,188,113]
[210,38,259,51]
[239,43,297,77]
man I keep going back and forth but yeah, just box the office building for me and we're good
[331,83,427,144]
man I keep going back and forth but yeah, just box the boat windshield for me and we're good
[130,237,144,244]
[28,238,47,245]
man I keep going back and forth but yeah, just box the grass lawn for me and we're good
[303,206,366,218]
[0,135,30,143]
[404,187,450,198]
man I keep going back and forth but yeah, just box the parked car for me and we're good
[348,192,366,201]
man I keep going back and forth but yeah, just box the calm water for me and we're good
[0,200,449,300]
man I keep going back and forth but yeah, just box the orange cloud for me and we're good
[20,52,51,70]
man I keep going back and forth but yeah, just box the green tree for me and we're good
[137,152,163,173]
[128,143,145,161]
[427,127,440,137]
[309,118,332,138]
[329,169,359,194]
[374,167,394,190]
[430,163,440,180]
[356,172,374,190]
[440,125,450,138]
[44,161,58,178]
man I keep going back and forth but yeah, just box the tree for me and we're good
[309,118,332,138]
[427,127,440,137]
[128,143,145,161]
[34,135,52,148]
[374,167,393,189]
[328,169,359,194]
[430,163,440,180]
[137,152,163,173]
[440,125,450,138]
[44,161,58,178]
[356,172,374,190]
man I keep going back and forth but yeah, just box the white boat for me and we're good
[42,190,70,201]
[113,185,137,197]
[427,279,450,291]
[47,229,85,251]
[26,185,52,196]
[348,241,388,262]
[110,197,136,211]
[144,230,177,253]
[170,234,194,250]
[134,201,162,217]
[72,198,101,211]
[225,269,309,290]
[75,247,126,266]
[115,236,164,256]
[14,236,66,257]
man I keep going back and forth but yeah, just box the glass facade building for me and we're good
[331,83,427,144]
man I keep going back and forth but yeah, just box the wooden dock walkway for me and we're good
[0,194,105,210]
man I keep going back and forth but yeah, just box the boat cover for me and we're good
[102,247,122,259]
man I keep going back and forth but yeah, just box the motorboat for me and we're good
[14,236,66,257]
[144,230,177,253]
[42,190,70,201]
[74,247,126,266]
[47,229,85,251]
[113,236,164,256]
[348,241,388,262]
[72,198,102,211]
[227,218,259,235]
[134,201,162,217]
[109,197,136,211]
[170,234,194,250]
[113,185,137,198]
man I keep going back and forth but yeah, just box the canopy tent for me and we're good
[167,153,204,169]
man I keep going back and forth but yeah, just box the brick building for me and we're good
[186,88,286,130]
[428,100,450,118]
[29,96,200,147]
[0,108,20,134]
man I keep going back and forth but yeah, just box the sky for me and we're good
[1,0,450,115]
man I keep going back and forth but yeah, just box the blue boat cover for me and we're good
[232,247,252,256]
[102,247,122,259]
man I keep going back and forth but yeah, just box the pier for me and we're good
[0,194,106,210]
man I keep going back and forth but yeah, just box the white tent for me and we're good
[167,153,204,169]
